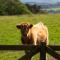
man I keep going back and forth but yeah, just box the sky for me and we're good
[21,0,60,3]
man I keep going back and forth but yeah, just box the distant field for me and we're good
[46,7,60,11]
[0,14,60,60]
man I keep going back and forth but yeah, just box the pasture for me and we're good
[0,14,60,60]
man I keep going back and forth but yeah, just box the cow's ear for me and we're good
[29,24,33,28]
[16,24,21,29]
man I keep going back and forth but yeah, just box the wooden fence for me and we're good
[0,42,60,60]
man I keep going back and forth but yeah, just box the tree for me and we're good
[26,3,47,14]
[0,0,31,15]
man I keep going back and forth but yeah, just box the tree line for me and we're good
[0,0,46,15]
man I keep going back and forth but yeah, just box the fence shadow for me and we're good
[0,44,60,60]
[46,46,60,60]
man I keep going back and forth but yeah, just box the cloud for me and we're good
[21,0,60,3]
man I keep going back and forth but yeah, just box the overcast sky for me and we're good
[21,0,60,3]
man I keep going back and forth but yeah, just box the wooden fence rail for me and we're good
[0,43,60,60]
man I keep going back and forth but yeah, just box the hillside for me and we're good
[24,2,60,13]
[23,2,60,8]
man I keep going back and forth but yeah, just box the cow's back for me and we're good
[27,22,48,45]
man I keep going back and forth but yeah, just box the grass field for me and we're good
[0,14,60,60]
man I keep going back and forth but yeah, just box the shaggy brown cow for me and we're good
[16,22,48,45]
[16,22,48,60]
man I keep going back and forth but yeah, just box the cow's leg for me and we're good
[33,35,37,45]
[33,41,37,45]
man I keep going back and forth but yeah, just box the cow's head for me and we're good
[16,23,33,34]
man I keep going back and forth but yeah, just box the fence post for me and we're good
[40,42,46,60]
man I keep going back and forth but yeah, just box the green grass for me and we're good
[0,14,60,60]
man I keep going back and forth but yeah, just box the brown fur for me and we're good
[16,22,33,44]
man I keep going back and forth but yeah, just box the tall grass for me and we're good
[0,14,60,60]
